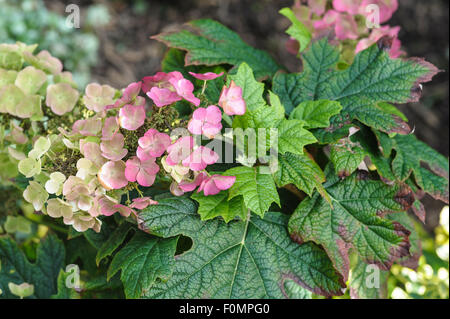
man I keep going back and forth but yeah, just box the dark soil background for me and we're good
[45,0,449,231]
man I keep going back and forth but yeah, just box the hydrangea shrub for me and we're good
[0,4,448,299]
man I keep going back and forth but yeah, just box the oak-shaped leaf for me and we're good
[225,166,280,218]
[288,165,415,281]
[273,38,440,139]
[273,151,327,199]
[389,134,449,204]
[137,197,346,298]
[107,231,178,299]
[191,191,247,223]
[348,211,422,299]
[152,19,281,79]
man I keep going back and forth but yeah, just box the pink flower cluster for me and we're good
[90,195,158,219]
[288,0,403,58]
[59,69,246,231]
[161,135,235,196]
[142,71,200,107]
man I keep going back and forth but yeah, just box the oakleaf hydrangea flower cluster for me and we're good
[287,0,403,59]
[3,45,244,232]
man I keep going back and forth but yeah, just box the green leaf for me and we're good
[289,100,342,129]
[228,62,266,112]
[138,197,345,298]
[388,212,422,270]
[277,119,317,155]
[161,48,195,78]
[349,127,397,182]
[390,134,449,203]
[273,38,439,134]
[288,166,414,280]
[279,8,311,52]
[107,232,178,299]
[0,234,65,299]
[225,166,280,217]
[273,39,339,114]
[349,254,389,299]
[233,91,285,129]
[273,152,326,197]
[96,222,134,266]
[330,139,366,178]
[191,191,247,223]
[153,19,281,79]
[83,221,113,250]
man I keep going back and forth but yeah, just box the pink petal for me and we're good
[125,156,159,187]
[218,81,246,116]
[169,78,200,106]
[100,133,127,161]
[78,118,102,137]
[102,117,120,140]
[202,122,222,139]
[166,136,194,165]
[359,0,398,24]
[200,178,221,196]
[179,172,208,192]
[205,105,222,123]
[213,175,236,190]
[333,0,360,15]
[187,119,204,135]
[119,104,146,130]
[334,14,359,40]
[98,196,118,216]
[81,141,107,168]
[147,87,181,107]
[130,197,158,210]
[192,107,207,121]
[137,129,171,160]
[188,71,224,81]
[170,182,185,197]
[98,161,128,190]
[113,204,134,217]
[182,146,219,171]
[122,82,142,101]
[125,157,140,182]
[136,169,157,187]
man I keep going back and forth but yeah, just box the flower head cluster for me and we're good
[287,0,403,58]
[142,71,200,107]
[15,68,242,233]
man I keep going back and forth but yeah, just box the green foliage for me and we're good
[138,197,345,298]
[191,191,247,223]
[0,234,65,298]
[1,10,448,301]
[279,8,311,53]
[273,38,439,138]
[274,152,326,198]
[289,100,342,129]
[289,166,415,280]
[225,166,280,218]
[152,19,281,79]
[107,232,178,299]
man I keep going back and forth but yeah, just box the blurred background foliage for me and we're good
[0,0,105,88]
[0,0,448,299]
